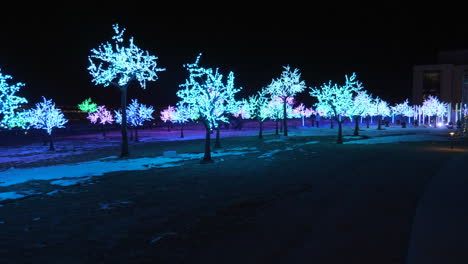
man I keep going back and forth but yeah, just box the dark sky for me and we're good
[1,4,467,109]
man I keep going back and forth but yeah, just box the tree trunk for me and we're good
[259,120,263,139]
[102,125,106,137]
[49,133,55,151]
[275,120,279,135]
[129,127,134,141]
[214,125,221,148]
[134,127,139,142]
[377,115,382,130]
[330,118,334,129]
[201,124,213,163]
[353,115,360,136]
[337,120,343,144]
[283,101,288,136]
[120,86,129,157]
[180,123,184,138]
[366,116,370,128]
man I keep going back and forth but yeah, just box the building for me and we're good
[413,50,468,106]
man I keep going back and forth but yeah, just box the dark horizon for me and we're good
[1,6,467,109]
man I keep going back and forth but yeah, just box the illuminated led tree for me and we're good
[125,99,155,142]
[78,98,98,113]
[173,104,195,138]
[348,91,372,136]
[238,89,270,138]
[87,105,114,137]
[266,66,306,136]
[421,96,448,126]
[294,103,314,127]
[391,99,414,126]
[315,103,333,128]
[372,97,391,130]
[0,69,28,129]
[160,105,176,131]
[266,96,295,135]
[88,24,165,156]
[177,53,241,163]
[26,97,68,151]
[310,73,363,144]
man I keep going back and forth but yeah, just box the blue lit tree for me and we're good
[115,99,154,142]
[266,96,296,135]
[310,73,363,144]
[177,53,241,163]
[88,24,165,156]
[26,97,68,151]
[173,103,195,138]
[391,99,414,126]
[266,66,306,136]
[0,69,28,129]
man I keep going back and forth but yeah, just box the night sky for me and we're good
[1,5,467,110]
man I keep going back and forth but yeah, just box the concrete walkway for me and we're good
[406,151,468,263]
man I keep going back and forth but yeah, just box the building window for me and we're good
[422,71,440,100]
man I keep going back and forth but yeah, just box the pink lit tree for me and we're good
[87,105,114,137]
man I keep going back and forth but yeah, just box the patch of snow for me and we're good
[263,138,286,143]
[258,149,282,159]
[50,177,91,186]
[46,190,59,196]
[0,191,26,201]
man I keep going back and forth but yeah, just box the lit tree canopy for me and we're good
[115,99,154,127]
[160,105,176,123]
[310,72,363,120]
[0,69,28,128]
[421,95,448,118]
[78,98,98,113]
[26,97,68,135]
[371,97,391,117]
[294,103,314,118]
[391,99,414,118]
[87,105,114,125]
[265,96,296,120]
[176,53,242,130]
[88,24,165,89]
[348,91,373,118]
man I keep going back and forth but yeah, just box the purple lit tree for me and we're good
[26,97,68,151]
[160,105,176,131]
[293,103,314,127]
[310,73,363,144]
[266,66,306,136]
[87,105,114,137]
[177,53,241,163]
[88,24,165,156]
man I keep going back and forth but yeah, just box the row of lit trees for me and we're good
[0,24,459,161]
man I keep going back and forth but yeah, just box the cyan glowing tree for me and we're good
[266,66,306,136]
[87,105,114,137]
[421,96,448,126]
[78,98,98,113]
[177,53,241,163]
[391,99,414,125]
[173,104,195,138]
[310,73,363,144]
[293,103,314,127]
[0,69,28,129]
[239,89,270,138]
[348,91,372,135]
[88,24,165,156]
[266,96,296,135]
[26,97,68,151]
[372,97,391,130]
[117,99,154,142]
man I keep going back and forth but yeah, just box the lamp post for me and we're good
[450,131,455,149]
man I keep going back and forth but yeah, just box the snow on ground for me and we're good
[0,148,260,188]
[0,191,27,201]
[344,134,448,144]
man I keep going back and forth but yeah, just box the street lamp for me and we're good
[450,132,455,149]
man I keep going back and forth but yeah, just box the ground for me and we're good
[0,123,467,264]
